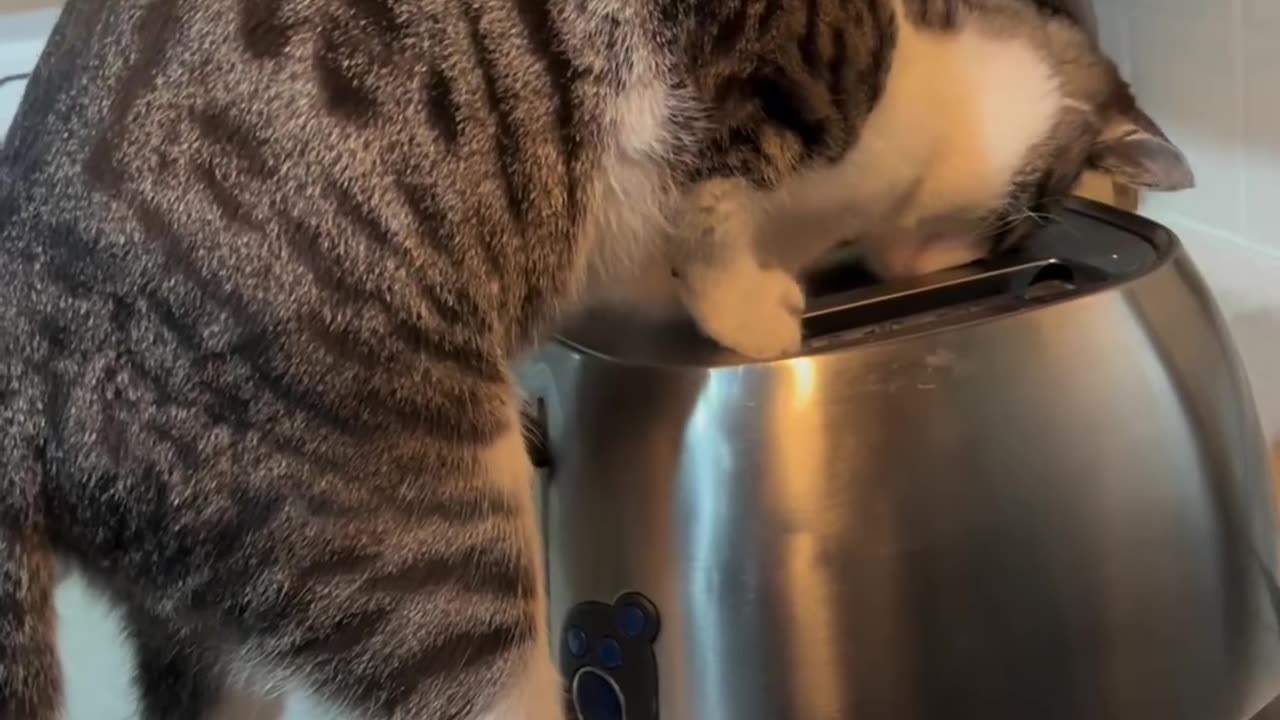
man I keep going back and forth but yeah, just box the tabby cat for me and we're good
[0,0,1190,717]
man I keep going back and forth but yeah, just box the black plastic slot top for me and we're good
[802,253,880,298]
[801,259,1094,340]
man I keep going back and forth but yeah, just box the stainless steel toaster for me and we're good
[518,198,1280,720]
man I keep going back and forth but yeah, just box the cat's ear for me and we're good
[1088,105,1194,191]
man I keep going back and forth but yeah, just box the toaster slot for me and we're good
[802,259,1102,341]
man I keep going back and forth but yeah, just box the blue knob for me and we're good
[598,638,623,670]
[617,604,647,639]
[566,626,589,658]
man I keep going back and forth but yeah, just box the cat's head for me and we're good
[854,0,1193,279]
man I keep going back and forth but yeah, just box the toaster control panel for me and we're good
[560,592,661,720]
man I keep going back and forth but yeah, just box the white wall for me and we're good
[1097,0,1280,438]
[0,6,54,138]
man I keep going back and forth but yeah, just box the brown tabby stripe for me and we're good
[398,177,506,282]
[409,490,515,524]
[461,5,532,225]
[127,223,370,439]
[302,315,389,370]
[296,544,529,599]
[379,618,532,714]
[862,0,892,105]
[42,224,101,298]
[130,246,253,365]
[324,181,487,332]
[296,481,513,526]
[96,386,126,467]
[290,606,390,658]
[828,28,850,104]
[0,191,14,232]
[713,3,752,57]
[0,532,59,720]
[106,141,495,446]
[124,202,352,438]
[238,0,292,60]
[203,497,285,569]
[119,348,179,412]
[757,0,785,33]
[701,0,851,157]
[148,525,282,623]
[277,216,390,319]
[314,19,379,123]
[800,0,822,73]
[73,467,162,573]
[365,550,530,598]
[84,0,180,191]
[747,69,827,152]
[423,64,461,146]
[909,0,960,28]
[143,421,201,473]
[355,378,503,445]
[397,179,465,267]
[39,336,69,490]
[513,0,579,212]
[189,105,273,180]
[346,0,405,39]
[137,290,206,356]
[294,549,379,581]
[280,230,438,379]
[324,182,433,284]
[191,161,260,229]
[276,200,500,385]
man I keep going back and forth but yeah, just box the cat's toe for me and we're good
[691,268,804,360]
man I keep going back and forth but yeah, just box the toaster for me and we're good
[518,198,1280,720]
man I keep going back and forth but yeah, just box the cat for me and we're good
[0,0,1190,719]
[581,0,1193,355]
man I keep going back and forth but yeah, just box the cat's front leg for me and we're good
[671,178,805,360]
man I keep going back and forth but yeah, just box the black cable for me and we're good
[0,73,33,91]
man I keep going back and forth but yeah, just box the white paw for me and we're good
[686,267,805,360]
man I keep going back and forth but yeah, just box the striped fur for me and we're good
[0,0,1188,718]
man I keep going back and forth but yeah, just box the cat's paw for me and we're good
[686,266,804,360]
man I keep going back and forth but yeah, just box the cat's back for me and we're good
[3,0,628,375]
[0,0,619,528]
[2,0,627,319]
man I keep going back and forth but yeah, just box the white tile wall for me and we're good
[1097,0,1280,437]
[0,7,55,137]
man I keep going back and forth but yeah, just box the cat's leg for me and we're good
[123,603,230,720]
[0,529,61,720]
[470,641,564,720]
[672,178,805,360]
[465,410,565,720]
[208,412,563,720]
